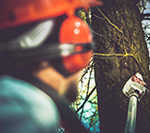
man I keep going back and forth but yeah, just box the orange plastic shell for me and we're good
[0,0,102,29]
[59,16,93,73]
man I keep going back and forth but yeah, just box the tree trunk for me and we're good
[92,0,150,132]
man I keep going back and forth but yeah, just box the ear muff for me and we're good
[59,16,93,73]
[0,16,93,76]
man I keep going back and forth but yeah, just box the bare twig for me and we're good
[76,86,97,113]
[93,13,105,20]
[97,8,123,34]
[93,52,134,57]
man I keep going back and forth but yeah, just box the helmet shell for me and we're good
[0,0,102,29]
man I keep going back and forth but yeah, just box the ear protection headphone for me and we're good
[0,16,93,75]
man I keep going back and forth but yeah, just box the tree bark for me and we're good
[92,0,150,132]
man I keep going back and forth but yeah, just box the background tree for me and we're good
[91,0,150,133]
[71,62,100,133]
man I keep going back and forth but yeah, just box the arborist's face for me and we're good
[34,62,81,103]
[58,71,82,103]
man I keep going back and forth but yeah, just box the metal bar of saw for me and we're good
[125,94,138,133]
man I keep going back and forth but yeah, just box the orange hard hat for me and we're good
[0,0,102,76]
[59,16,92,73]
[0,0,102,30]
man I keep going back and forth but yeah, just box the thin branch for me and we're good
[58,126,65,133]
[93,52,143,75]
[80,60,95,83]
[90,28,104,37]
[93,52,134,57]
[79,107,84,120]
[86,65,94,95]
[97,8,123,34]
[76,86,97,113]
[93,13,105,20]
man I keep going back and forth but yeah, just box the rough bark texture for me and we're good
[91,0,150,133]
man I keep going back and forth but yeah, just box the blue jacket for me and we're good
[0,75,59,133]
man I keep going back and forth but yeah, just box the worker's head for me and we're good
[0,0,102,77]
